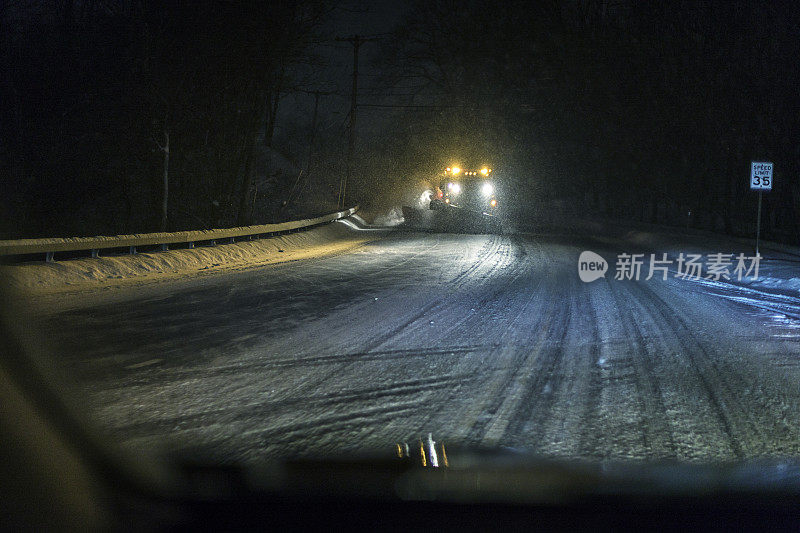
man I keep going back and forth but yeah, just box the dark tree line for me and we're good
[3,1,800,241]
[364,0,800,239]
[0,0,332,238]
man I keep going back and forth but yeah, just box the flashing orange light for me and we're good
[437,190,443,198]
[490,199,497,207]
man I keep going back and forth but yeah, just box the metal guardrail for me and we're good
[0,206,358,262]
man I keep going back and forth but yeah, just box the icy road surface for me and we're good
[40,224,800,463]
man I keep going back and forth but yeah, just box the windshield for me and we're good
[2,0,800,474]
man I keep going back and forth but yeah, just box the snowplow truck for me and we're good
[428,166,501,234]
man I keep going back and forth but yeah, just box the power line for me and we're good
[357,103,464,108]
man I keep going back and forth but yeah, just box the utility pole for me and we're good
[307,90,327,172]
[301,90,331,197]
[335,35,377,209]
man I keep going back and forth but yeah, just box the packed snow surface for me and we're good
[14,219,800,465]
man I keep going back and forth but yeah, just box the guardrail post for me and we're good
[45,251,54,262]
[229,237,235,244]
[129,246,136,255]
[161,244,169,251]
[188,242,194,249]
[91,249,98,258]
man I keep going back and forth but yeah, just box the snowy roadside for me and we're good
[584,218,800,318]
[1,219,386,298]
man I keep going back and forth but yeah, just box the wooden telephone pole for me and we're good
[335,35,377,209]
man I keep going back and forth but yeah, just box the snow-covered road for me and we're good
[39,222,800,464]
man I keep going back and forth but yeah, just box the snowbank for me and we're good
[584,218,800,300]
[373,207,405,227]
[2,220,383,295]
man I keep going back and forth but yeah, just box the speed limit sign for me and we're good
[750,161,773,190]
[750,161,773,256]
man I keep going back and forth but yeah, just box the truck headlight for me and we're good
[448,182,461,194]
[482,182,494,195]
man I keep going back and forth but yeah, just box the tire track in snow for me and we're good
[463,282,557,445]
[275,235,509,399]
[439,236,556,446]
[494,274,573,448]
[114,345,488,387]
[633,281,799,458]
[607,281,676,459]
[112,373,476,438]
[575,283,608,458]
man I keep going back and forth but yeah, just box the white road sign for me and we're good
[750,161,773,190]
